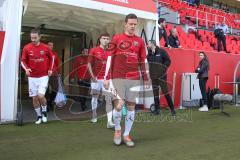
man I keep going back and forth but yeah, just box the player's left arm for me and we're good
[139,41,151,89]
[48,48,55,76]
[139,40,149,81]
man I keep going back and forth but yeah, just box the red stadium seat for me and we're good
[198,29,204,36]
[231,40,237,45]
[201,35,208,42]
[158,0,240,30]
[163,17,240,52]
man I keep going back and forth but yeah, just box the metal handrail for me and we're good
[184,7,231,30]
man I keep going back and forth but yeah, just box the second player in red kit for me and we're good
[88,33,115,128]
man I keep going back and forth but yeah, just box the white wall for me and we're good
[0,0,4,30]
[0,0,23,122]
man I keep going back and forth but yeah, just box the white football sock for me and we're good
[107,111,113,123]
[113,109,122,131]
[123,110,135,136]
[91,97,98,119]
[91,97,98,110]
[35,107,42,117]
[41,105,47,112]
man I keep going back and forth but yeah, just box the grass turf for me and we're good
[1,106,240,160]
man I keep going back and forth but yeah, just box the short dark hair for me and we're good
[80,47,89,54]
[30,28,40,35]
[99,32,110,39]
[199,51,207,57]
[125,13,138,23]
[81,48,88,52]
[158,18,166,24]
[148,40,156,46]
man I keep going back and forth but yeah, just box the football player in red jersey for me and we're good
[46,41,61,111]
[21,29,55,124]
[88,33,115,128]
[104,14,150,147]
[70,48,91,111]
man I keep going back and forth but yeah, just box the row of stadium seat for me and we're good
[158,0,240,29]
[160,23,240,54]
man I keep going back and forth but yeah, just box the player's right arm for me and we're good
[21,46,32,76]
[47,48,55,76]
[139,40,150,89]
[104,35,118,87]
[103,55,112,89]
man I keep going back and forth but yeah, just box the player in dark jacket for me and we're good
[147,40,176,116]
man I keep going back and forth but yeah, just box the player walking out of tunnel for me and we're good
[21,29,55,124]
[104,14,150,147]
[88,33,115,128]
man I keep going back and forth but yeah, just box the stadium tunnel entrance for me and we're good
[15,0,158,122]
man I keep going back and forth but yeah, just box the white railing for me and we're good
[184,7,233,33]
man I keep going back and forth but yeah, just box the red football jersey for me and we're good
[70,54,90,80]
[21,42,55,78]
[107,33,148,80]
[89,46,111,80]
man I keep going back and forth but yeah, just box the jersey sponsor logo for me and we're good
[31,58,44,62]
[108,40,135,51]
[133,41,139,47]
[125,51,137,57]
[119,41,131,50]
[96,52,102,57]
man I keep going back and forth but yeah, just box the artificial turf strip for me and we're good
[1,106,240,160]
